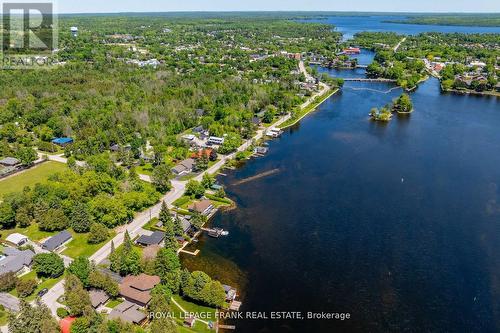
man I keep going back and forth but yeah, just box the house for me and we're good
[343,47,361,55]
[252,117,261,126]
[184,316,195,328]
[42,230,72,251]
[119,273,161,307]
[5,233,28,246]
[135,231,165,246]
[191,148,214,160]
[89,289,109,309]
[51,137,74,147]
[207,136,224,145]
[0,248,35,275]
[182,134,196,142]
[181,218,192,234]
[222,285,237,302]
[0,157,20,167]
[109,300,147,324]
[193,125,204,134]
[171,158,196,176]
[188,200,214,216]
[195,109,205,117]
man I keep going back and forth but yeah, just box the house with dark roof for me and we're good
[109,300,147,324]
[89,289,110,309]
[135,231,165,246]
[119,273,161,307]
[181,218,192,234]
[42,230,72,251]
[0,248,35,275]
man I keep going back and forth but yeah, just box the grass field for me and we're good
[10,270,63,301]
[62,230,115,259]
[171,295,217,333]
[0,161,67,199]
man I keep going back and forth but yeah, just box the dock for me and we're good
[218,325,236,330]
[229,301,242,311]
[179,249,200,256]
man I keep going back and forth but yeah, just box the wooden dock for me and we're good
[179,249,200,256]
[229,301,242,311]
[218,325,236,330]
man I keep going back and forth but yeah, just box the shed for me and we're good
[5,233,28,246]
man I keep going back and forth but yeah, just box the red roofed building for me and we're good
[191,148,213,160]
[60,317,76,333]
[343,47,361,55]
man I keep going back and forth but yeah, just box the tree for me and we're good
[201,173,216,189]
[16,279,38,298]
[152,164,172,193]
[180,270,226,307]
[70,202,93,233]
[33,253,65,278]
[0,272,19,292]
[16,147,37,167]
[64,274,93,317]
[88,223,109,244]
[110,232,142,276]
[88,270,119,297]
[185,180,205,198]
[8,300,59,333]
[0,201,16,229]
[149,293,177,333]
[159,201,171,225]
[38,208,70,232]
[191,212,207,229]
[173,216,184,237]
[218,133,242,154]
[154,248,181,292]
[68,256,92,287]
[15,206,32,227]
[215,187,226,199]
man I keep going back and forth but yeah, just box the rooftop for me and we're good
[136,231,165,246]
[42,230,72,251]
[119,273,160,305]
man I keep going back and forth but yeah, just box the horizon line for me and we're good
[52,10,500,15]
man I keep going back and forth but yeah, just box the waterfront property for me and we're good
[207,136,225,145]
[188,199,215,216]
[118,273,160,307]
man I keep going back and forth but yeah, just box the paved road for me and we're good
[393,37,407,52]
[38,60,329,317]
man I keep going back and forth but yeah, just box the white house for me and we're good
[207,136,224,145]
[5,233,28,246]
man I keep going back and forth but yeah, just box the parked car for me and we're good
[37,288,49,297]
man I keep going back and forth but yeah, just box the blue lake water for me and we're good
[301,15,500,40]
[181,17,500,333]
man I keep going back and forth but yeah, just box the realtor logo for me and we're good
[1,2,57,53]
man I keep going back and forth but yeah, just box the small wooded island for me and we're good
[370,93,414,122]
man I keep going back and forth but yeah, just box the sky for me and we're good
[51,0,500,14]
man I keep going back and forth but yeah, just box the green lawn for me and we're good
[171,295,217,333]
[10,270,63,301]
[105,299,123,309]
[62,230,115,259]
[136,163,154,176]
[0,223,54,243]
[0,161,67,199]
[0,309,7,326]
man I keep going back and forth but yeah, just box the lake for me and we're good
[300,15,500,40]
[181,18,500,333]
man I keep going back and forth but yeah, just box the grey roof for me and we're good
[109,301,146,324]
[0,248,34,275]
[42,230,72,251]
[0,157,20,166]
[195,109,205,117]
[181,219,192,233]
[136,231,165,246]
[90,289,110,308]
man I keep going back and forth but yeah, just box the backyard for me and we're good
[0,161,67,199]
